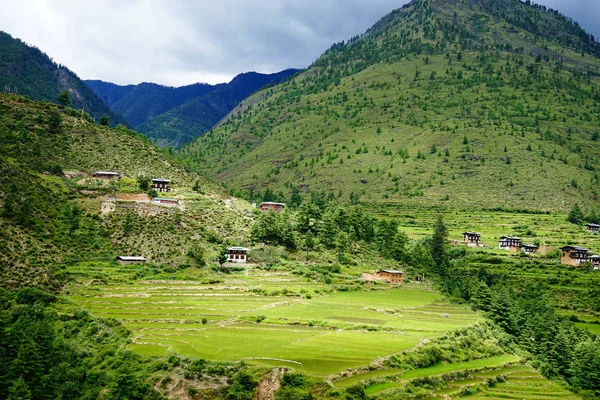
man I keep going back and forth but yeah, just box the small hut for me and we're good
[116,256,146,265]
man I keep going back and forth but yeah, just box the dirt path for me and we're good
[254,367,288,400]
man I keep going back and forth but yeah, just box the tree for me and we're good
[47,110,62,134]
[99,115,109,126]
[334,231,350,263]
[137,175,150,191]
[57,90,70,108]
[217,246,228,266]
[7,376,31,400]
[570,339,600,390]
[187,245,206,266]
[567,203,584,224]
[430,215,448,275]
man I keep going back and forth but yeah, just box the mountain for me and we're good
[136,69,300,148]
[86,69,299,148]
[179,0,600,211]
[0,31,127,126]
[84,80,215,127]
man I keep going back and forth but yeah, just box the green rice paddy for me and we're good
[66,269,480,375]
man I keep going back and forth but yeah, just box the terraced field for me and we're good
[66,266,479,375]
[362,363,579,399]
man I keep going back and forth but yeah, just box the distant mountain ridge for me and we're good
[84,80,215,127]
[0,31,127,126]
[86,69,299,148]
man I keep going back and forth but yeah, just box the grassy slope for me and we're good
[0,94,249,289]
[180,0,600,211]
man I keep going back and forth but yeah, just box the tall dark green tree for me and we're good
[57,90,70,108]
[430,215,448,275]
[567,203,584,224]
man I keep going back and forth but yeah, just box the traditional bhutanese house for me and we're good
[374,269,404,283]
[153,198,179,206]
[560,246,592,266]
[93,171,120,180]
[499,236,521,252]
[226,247,249,263]
[152,178,171,192]
[258,202,286,212]
[116,256,146,265]
[586,223,600,233]
[463,232,482,247]
[521,244,539,255]
[592,255,600,270]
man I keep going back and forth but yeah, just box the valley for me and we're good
[2,0,600,398]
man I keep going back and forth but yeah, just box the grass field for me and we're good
[65,267,479,375]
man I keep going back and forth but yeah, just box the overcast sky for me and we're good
[1,0,599,87]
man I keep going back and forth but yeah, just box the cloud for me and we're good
[0,0,598,87]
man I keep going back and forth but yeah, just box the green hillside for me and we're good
[180,0,600,211]
[0,31,127,125]
[0,93,249,290]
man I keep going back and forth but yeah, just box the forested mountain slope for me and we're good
[180,0,600,211]
[0,31,127,126]
[86,69,299,148]
[85,79,215,127]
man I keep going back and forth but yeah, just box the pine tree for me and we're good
[7,376,31,400]
[431,215,448,275]
[567,203,584,224]
[57,90,70,108]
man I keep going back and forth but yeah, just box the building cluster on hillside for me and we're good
[498,236,540,254]
[93,171,181,264]
[459,225,600,269]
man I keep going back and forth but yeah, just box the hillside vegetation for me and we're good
[0,93,248,290]
[180,0,600,211]
[0,31,127,125]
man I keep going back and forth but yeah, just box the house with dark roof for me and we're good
[592,255,600,270]
[463,232,483,247]
[499,236,521,252]
[152,178,171,192]
[586,223,600,233]
[560,246,592,266]
[521,244,539,255]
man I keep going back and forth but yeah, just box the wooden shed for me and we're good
[258,202,286,212]
[116,256,146,265]
[93,171,120,180]
[374,269,404,283]
[153,198,179,206]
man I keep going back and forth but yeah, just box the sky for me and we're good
[1,0,599,87]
